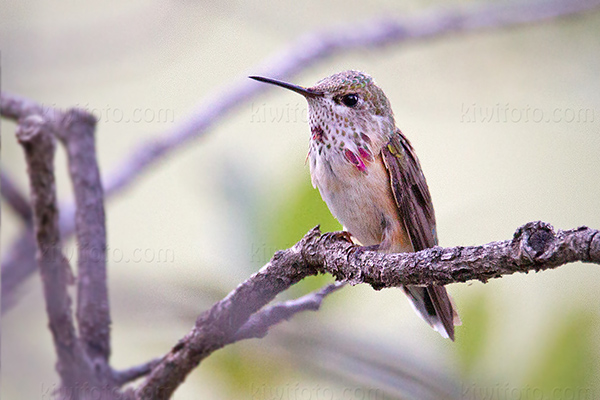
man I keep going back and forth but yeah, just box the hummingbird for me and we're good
[250,70,460,340]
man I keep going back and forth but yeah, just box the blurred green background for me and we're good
[2,1,600,399]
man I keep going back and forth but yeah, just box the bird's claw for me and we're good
[323,230,354,243]
[352,243,381,257]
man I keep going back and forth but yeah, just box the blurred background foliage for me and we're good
[2,0,600,399]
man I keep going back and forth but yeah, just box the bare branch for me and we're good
[112,358,163,387]
[306,222,600,286]
[0,169,36,310]
[2,0,599,313]
[1,200,75,314]
[1,170,33,222]
[16,115,95,391]
[57,109,112,364]
[1,92,74,312]
[0,229,36,312]
[0,91,45,120]
[135,222,599,398]
[111,283,344,385]
[233,282,346,342]
[134,229,320,399]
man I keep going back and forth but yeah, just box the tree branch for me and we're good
[134,221,599,399]
[112,282,345,387]
[1,93,77,313]
[0,170,36,312]
[0,91,46,120]
[306,222,600,286]
[232,281,346,342]
[1,170,33,223]
[134,230,319,399]
[16,115,95,392]
[112,358,163,387]
[0,229,36,312]
[57,109,112,365]
[2,0,599,313]
[1,200,76,313]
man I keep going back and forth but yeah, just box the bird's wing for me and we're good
[381,129,458,340]
[381,129,437,249]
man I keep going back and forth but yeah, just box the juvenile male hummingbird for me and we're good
[250,71,459,339]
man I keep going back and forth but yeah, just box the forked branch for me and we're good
[134,221,599,399]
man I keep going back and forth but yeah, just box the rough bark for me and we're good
[16,115,97,395]
[57,109,112,366]
[134,223,600,399]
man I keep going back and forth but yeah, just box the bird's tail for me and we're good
[402,285,461,340]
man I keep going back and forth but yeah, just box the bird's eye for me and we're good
[341,94,359,107]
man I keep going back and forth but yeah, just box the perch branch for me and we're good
[2,0,599,313]
[16,115,95,390]
[305,222,600,286]
[135,221,600,399]
[57,109,112,365]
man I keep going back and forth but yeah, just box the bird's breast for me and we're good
[309,146,412,252]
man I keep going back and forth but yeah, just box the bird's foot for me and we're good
[322,230,354,244]
[353,243,381,256]
[348,243,381,262]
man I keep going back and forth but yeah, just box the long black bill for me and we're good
[249,76,322,98]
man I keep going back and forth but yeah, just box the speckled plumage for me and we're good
[250,71,460,339]
[304,71,409,251]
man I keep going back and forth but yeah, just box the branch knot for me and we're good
[511,221,556,265]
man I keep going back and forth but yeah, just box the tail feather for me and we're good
[402,285,460,340]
